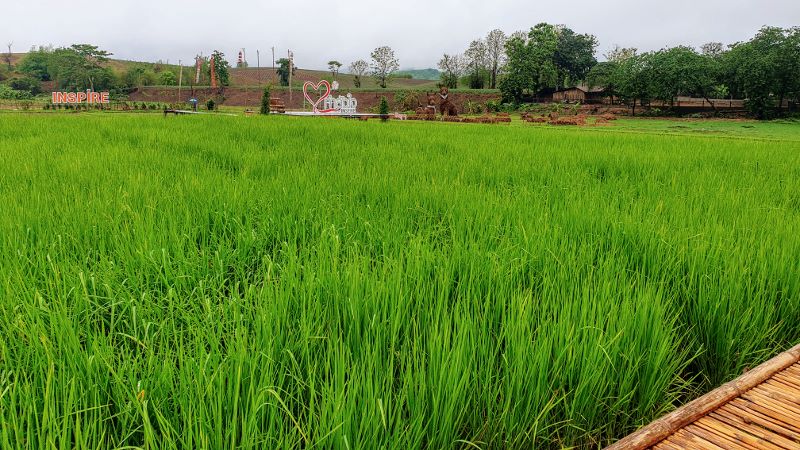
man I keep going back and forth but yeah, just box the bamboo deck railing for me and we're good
[606,343,800,450]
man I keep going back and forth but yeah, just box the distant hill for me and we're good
[396,68,440,81]
[230,67,439,90]
[3,52,184,79]
[4,52,441,90]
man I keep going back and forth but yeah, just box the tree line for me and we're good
[439,25,597,94]
[332,46,399,89]
[508,24,799,117]
[438,29,508,90]
[249,46,399,89]
[3,25,799,117]
[584,28,800,118]
[438,24,799,117]
[1,45,232,99]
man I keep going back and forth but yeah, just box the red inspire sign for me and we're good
[52,91,110,104]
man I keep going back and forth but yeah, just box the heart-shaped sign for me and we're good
[303,80,336,113]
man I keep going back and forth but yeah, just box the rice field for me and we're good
[0,114,799,449]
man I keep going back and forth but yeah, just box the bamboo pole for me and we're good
[605,342,800,450]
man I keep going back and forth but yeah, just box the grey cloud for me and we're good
[4,0,799,70]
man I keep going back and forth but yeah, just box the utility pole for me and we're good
[177,59,182,103]
[271,46,275,70]
[288,49,293,105]
[256,50,260,85]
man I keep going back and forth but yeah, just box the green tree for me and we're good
[554,27,598,89]
[48,44,115,91]
[0,84,33,100]
[784,28,800,108]
[260,86,271,115]
[379,95,389,121]
[9,76,41,95]
[124,66,157,88]
[18,47,53,81]
[276,58,295,86]
[587,61,622,103]
[615,53,653,115]
[606,45,638,63]
[701,42,726,59]
[647,46,719,108]
[207,51,230,86]
[159,71,177,86]
[328,60,342,79]
[499,23,559,103]
[499,33,529,102]
[722,27,800,118]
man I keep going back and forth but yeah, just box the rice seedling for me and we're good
[0,114,798,449]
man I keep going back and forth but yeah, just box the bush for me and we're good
[485,99,501,113]
[393,90,419,112]
[379,96,389,121]
[207,99,215,111]
[158,71,177,86]
[466,72,486,89]
[0,84,33,100]
[9,77,42,95]
[639,108,665,117]
[260,86,271,115]
[464,100,484,115]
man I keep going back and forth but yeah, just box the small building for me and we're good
[552,84,606,103]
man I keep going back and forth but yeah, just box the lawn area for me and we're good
[600,117,800,141]
[1,114,799,449]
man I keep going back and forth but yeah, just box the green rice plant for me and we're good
[0,114,798,449]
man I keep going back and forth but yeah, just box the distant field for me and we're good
[396,68,441,80]
[1,114,799,449]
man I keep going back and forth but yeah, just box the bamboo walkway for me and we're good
[606,343,800,450]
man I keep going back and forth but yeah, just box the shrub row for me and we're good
[406,114,512,124]
[42,102,175,111]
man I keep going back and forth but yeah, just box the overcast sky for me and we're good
[3,0,799,70]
